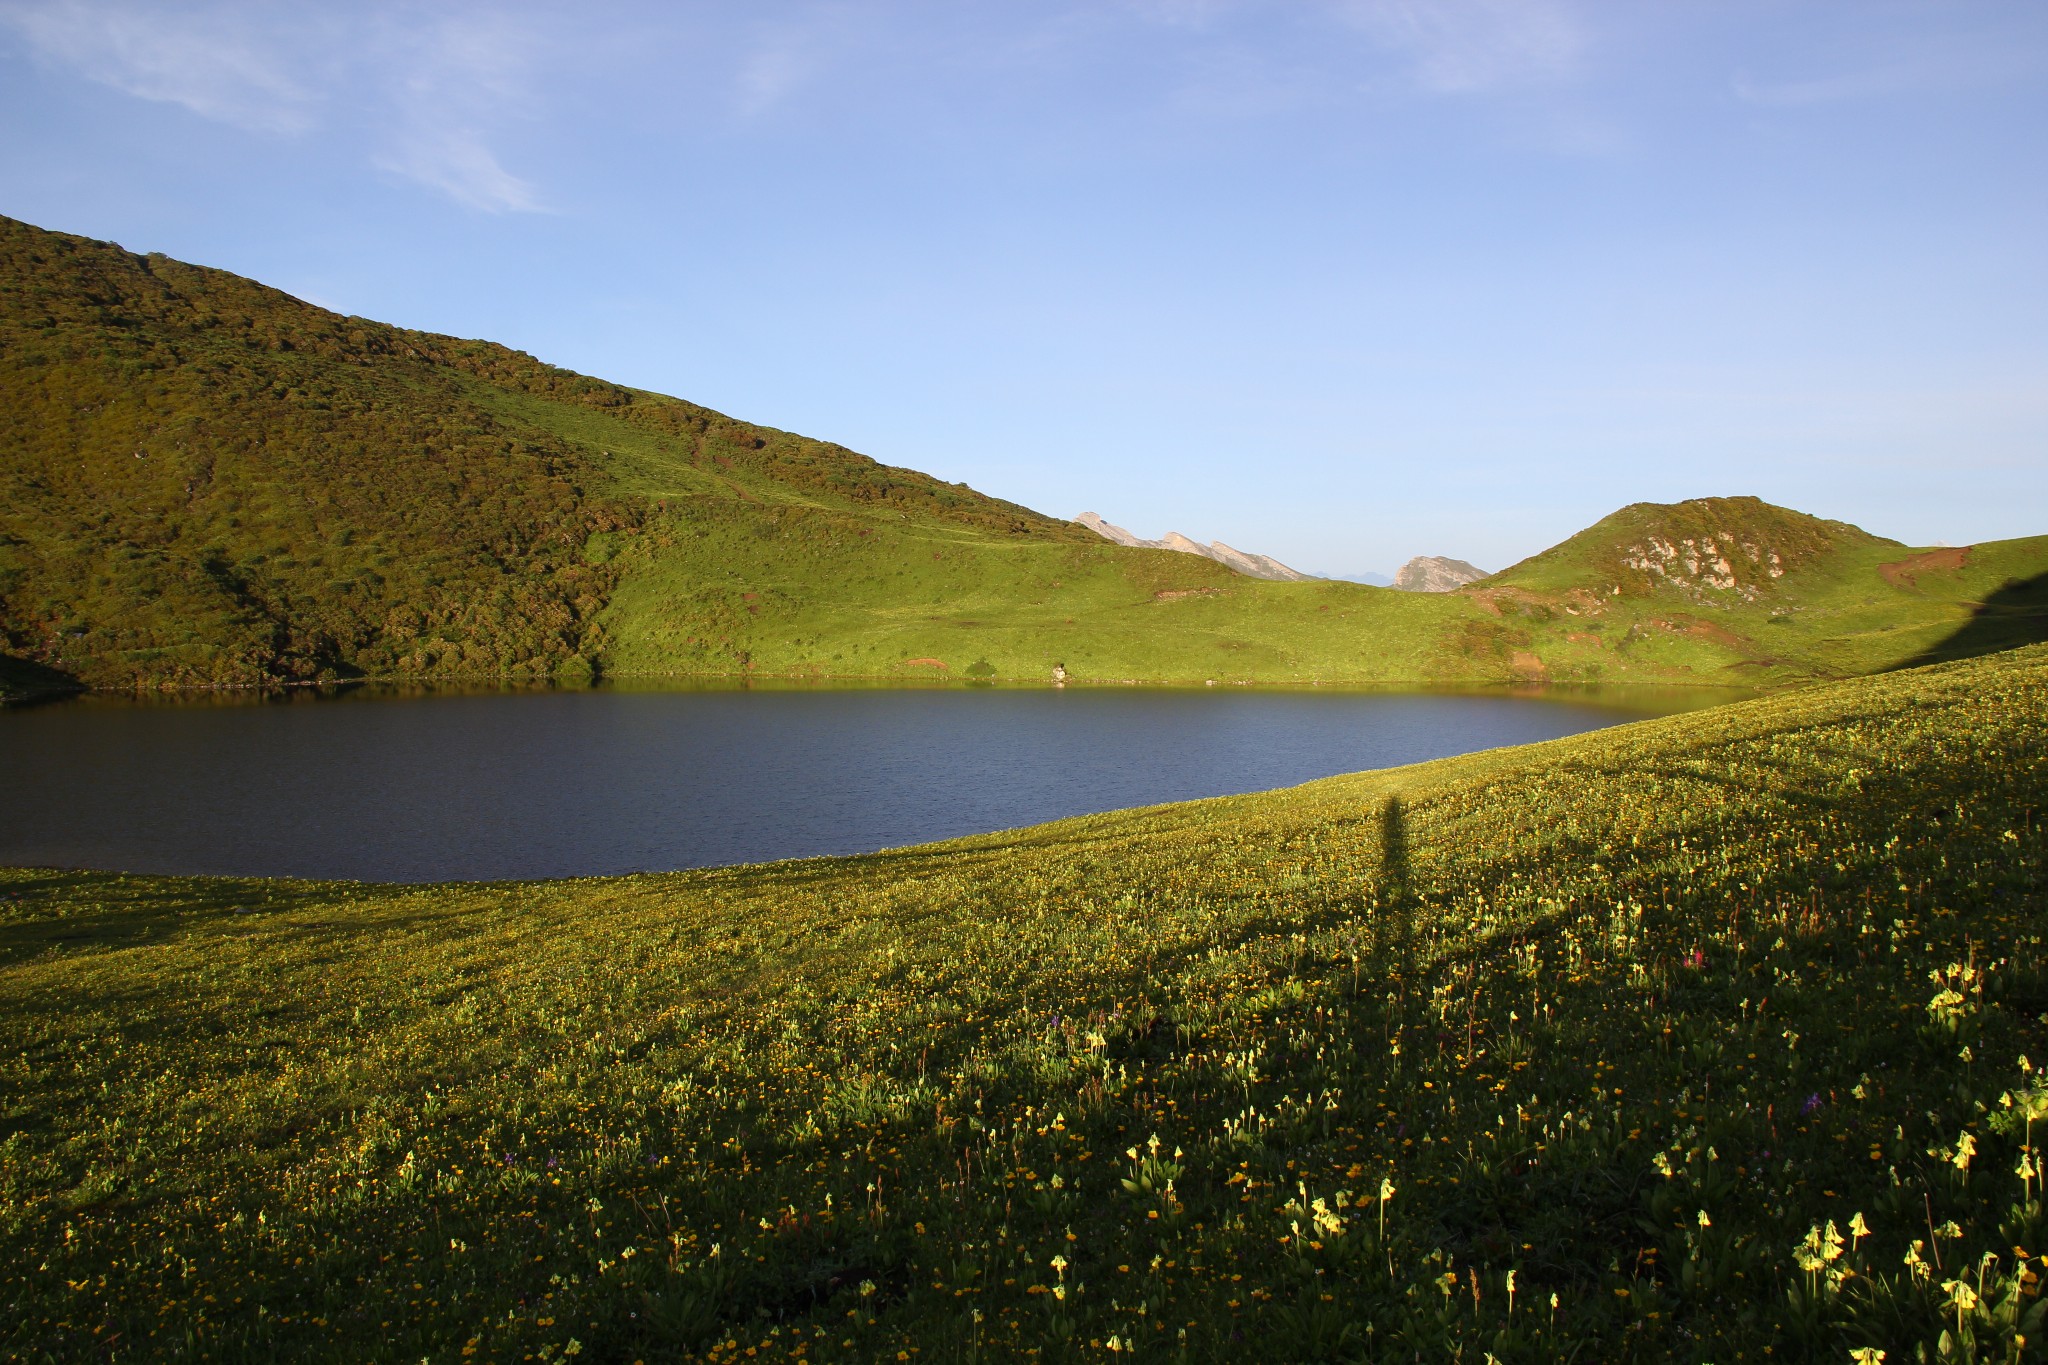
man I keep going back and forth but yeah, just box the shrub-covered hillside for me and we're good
[3,645,2043,1361]
[0,215,627,688]
[0,215,1082,692]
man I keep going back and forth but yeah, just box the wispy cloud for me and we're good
[1124,0,1243,29]
[728,5,911,121]
[0,0,319,132]
[735,38,825,118]
[371,9,543,212]
[1734,46,2046,108]
[372,126,539,214]
[1334,0,1587,94]
[1733,65,1927,108]
[1160,43,1322,119]
[0,0,544,212]
[1731,12,2048,109]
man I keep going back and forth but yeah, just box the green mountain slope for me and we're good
[1473,496,2048,684]
[4,214,2044,698]
[3,645,2043,1360]
[0,215,1084,694]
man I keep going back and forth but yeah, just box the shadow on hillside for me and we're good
[0,867,447,969]
[0,652,82,705]
[1897,570,2048,670]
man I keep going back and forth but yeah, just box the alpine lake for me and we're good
[0,678,1750,882]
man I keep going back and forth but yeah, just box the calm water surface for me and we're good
[0,684,1734,882]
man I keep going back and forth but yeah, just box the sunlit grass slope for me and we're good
[7,214,2045,699]
[4,645,2045,1361]
[1481,497,2048,686]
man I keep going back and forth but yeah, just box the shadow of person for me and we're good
[1380,795,1414,964]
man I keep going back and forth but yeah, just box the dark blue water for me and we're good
[0,684,1729,882]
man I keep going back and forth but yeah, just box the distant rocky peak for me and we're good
[1073,513,1315,582]
[1393,556,1489,593]
[1074,512,1145,547]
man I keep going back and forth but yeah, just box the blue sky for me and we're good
[2,1,2043,576]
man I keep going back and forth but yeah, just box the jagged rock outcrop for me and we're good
[1075,513,1314,582]
[1393,556,1489,593]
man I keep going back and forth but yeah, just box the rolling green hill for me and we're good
[4,213,2045,700]
[3,644,2042,1360]
[1483,497,2048,682]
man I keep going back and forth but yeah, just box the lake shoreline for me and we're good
[0,684,1719,882]
[2,661,1777,708]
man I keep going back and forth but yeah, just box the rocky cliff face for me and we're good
[1393,556,1489,592]
[1075,513,1315,582]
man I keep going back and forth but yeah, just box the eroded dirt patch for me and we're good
[1880,546,1972,588]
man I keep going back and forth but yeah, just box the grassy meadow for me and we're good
[3,644,2044,1361]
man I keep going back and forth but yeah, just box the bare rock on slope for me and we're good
[1075,512,1150,548]
[1074,513,1315,582]
[1205,541,1316,582]
[1393,556,1489,592]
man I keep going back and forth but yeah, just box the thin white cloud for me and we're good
[1733,65,1924,107]
[0,0,318,132]
[1162,44,1320,119]
[1124,0,1243,29]
[1732,12,2048,108]
[371,9,544,212]
[1734,48,2045,107]
[0,0,545,212]
[736,40,822,116]
[373,127,539,215]
[1334,0,1587,94]
[728,6,884,120]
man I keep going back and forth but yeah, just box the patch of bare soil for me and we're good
[1880,546,1973,589]
[1645,617,1748,649]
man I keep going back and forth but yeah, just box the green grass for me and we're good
[7,215,2047,700]
[1482,497,2048,686]
[4,645,2044,1361]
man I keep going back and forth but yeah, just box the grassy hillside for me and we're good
[1482,496,2048,684]
[0,215,1085,695]
[4,214,2046,699]
[603,491,2048,690]
[3,645,2044,1361]
[0,216,631,690]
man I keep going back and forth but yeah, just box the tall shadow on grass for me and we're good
[1381,795,1415,965]
[1898,569,2048,670]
